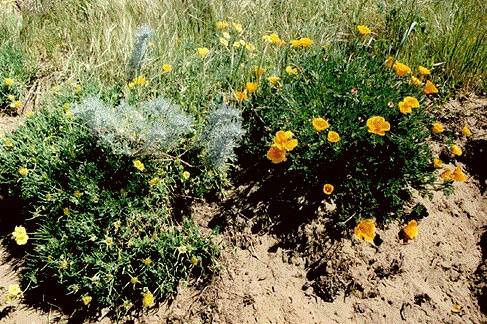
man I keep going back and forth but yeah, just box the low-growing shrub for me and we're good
[239,39,444,224]
[0,99,234,319]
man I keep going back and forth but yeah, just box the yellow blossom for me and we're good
[451,144,462,156]
[273,130,298,151]
[440,169,452,181]
[59,258,69,270]
[398,101,412,114]
[403,220,418,240]
[431,122,444,134]
[182,171,190,180]
[162,64,173,73]
[433,158,443,168]
[133,159,145,172]
[285,65,299,76]
[262,33,285,46]
[216,20,229,30]
[327,131,341,143]
[232,22,243,33]
[312,117,330,132]
[222,32,231,39]
[143,258,153,266]
[266,146,287,164]
[245,43,256,52]
[354,219,376,242]
[404,96,420,108]
[128,75,147,89]
[424,80,438,95]
[234,90,248,102]
[267,75,281,86]
[10,100,22,110]
[452,165,467,182]
[357,25,372,36]
[148,177,160,187]
[366,116,391,136]
[8,284,22,297]
[219,37,229,47]
[18,166,28,177]
[82,295,92,305]
[191,255,199,265]
[245,82,258,94]
[323,183,334,195]
[290,37,314,48]
[3,78,14,86]
[393,61,411,76]
[74,190,82,198]
[3,138,13,149]
[233,39,246,48]
[196,47,210,58]
[411,75,422,86]
[462,126,472,137]
[63,207,70,215]
[142,290,155,307]
[12,225,28,245]
[418,66,431,76]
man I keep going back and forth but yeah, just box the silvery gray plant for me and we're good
[73,96,193,157]
[201,104,245,172]
[127,25,154,81]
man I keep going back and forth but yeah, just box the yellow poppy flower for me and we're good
[182,171,190,180]
[440,169,452,181]
[424,80,438,94]
[162,64,173,73]
[431,122,444,134]
[234,90,248,102]
[403,96,420,108]
[354,219,376,242]
[215,20,229,30]
[462,126,472,137]
[452,165,467,182]
[290,37,314,48]
[18,166,28,177]
[267,75,281,86]
[418,66,431,76]
[451,144,462,156]
[133,160,145,172]
[142,291,155,307]
[433,158,443,168]
[357,25,372,35]
[12,226,29,245]
[366,116,391,136]
[312,117,330,132]
[245,82,258,94]
[266,146,287,164]
[82,295,92,305]
[398,100,412,114]
[262,33,285,46]
[323,183,334,195]
[148,177,160,187]
[393,62,411,76]
[403,220,418,240]
[285,65,299,75]
[4,78,14,86]
[196,47,210,58]
[272,130,298,151]
[327,131,340,143]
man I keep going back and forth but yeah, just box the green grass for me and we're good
[0,0,485,96]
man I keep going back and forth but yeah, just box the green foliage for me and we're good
[242,42,439,223]
[0,42,33,114]
[0,106,220,320]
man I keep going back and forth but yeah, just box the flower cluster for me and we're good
[266,131,298,164]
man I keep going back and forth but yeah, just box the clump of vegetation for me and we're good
[239,28,456,227]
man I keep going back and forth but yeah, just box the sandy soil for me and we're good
[0,96,486,323]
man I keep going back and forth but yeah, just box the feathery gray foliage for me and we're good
[201,104,245,171]
[127,25,154,80]
[73,96,193,157]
